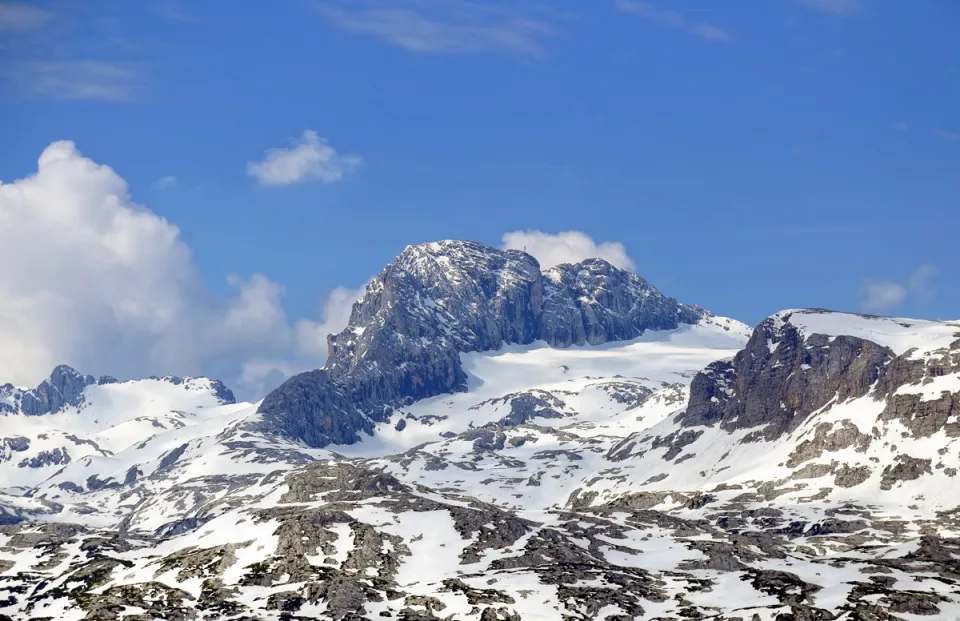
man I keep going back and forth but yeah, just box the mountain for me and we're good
[0,366,235,490]
[581,309,960,506]
[253,240,717,448]
[1,240,960,620]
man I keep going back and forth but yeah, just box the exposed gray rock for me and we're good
[786,421,872,468]
[19,365,95,415]
[255,240,707,448]
[1,437,29,454]
[834,464,872,488]
[880,455,932,490]
[682,312,893,441]
[472,390,568,427]
[19,447,70,468]
[538,258,703,347]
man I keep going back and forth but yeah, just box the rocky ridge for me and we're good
[255,240,708,448]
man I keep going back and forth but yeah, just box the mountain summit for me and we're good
[254,240,716,447]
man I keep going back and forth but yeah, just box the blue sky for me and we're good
[0,0,958,394]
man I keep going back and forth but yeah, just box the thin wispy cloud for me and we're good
[894,120,908,132]
[615,0,732,43]
[859,265,939,314]
[0,2,53,30]
[315,0,555,57]
[796,0,861,15]
[247,130,362,187]
[153,175,178,190]
[156,0,197,23]
[907,265,938,305]
[2,60,143,101]
[938,129,960,143]
[860,282,906,313]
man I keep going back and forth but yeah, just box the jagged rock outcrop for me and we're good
[1,365,97,415]
[256,240,708,447]
[681,310,894,440]
[539,258,704,347]
[679,310,960,451]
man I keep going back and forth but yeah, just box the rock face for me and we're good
[256,240,708,447]
[539,258,704,347]
[681,310,894,440]
[681,310,960,444]
[1,365,98,415]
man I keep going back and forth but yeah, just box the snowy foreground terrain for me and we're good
[2,245,960,620]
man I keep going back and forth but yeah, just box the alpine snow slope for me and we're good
[1,241,959,621]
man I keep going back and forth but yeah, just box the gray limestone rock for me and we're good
[682,312,893,441]
[255,240,706,448]
[19,365,95,415]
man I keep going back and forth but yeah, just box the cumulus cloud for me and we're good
[0,141,351,398]
[238,284,367,397]
[295,284,367,358]
[859,265,939,314]
[247,130,362,186]
[501,230,636,271]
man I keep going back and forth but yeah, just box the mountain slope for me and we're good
[0,366,235,491]
[575,309,960,512]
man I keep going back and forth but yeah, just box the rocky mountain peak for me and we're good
[0,366,236,417]
[257,239,712,447]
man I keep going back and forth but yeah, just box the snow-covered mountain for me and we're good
[252,240,722,449]
[2,241,960,620]
[0,366,235,491]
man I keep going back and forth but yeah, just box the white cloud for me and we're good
[0,2,52,30]
[295,284,367,358]
[938,129,960,143]
[689,23,733,43]
[907,264,938,305]
[239,284,367,396]
[501,230,636,271]
[860,282,907,313]
[0,140,349,399]
[796,0,861,15]
[315,0,555,57]
[615,0,732,43]
[153,175,178,190]
[247,130,362,186]
[859,265,939,314]
[156,0,196,23]
[2,61,142,101]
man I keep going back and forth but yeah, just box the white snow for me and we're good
[777,309,960,356]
